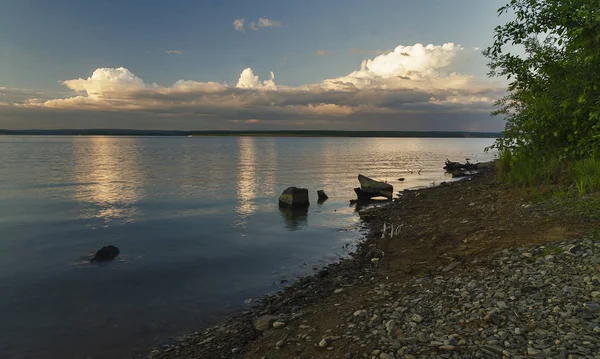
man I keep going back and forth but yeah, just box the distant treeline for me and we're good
[0,129,501,138]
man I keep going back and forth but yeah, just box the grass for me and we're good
[573,156,600,194]
[498,151,600,194]
[496,151,570,186]
[496,150,600,220]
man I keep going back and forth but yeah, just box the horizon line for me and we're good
[0,129,502,138]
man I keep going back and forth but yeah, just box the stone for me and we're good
[497,301,508,310]
[319,338,328,348]
[384,320,396,335]
[253,315,278,331]
[91,245,120,262]
[411,314,423,323]
[231,347,241,354]
[353,310,368,318]
[585,302,600,313]
[569,245,583,254]
[334,288,344,294]
[439,345,456,351]
[379,353,394,359]
[272,321,286,329]
[278,187,310,207]
[442,262,461,272]
[527,347,540,356]
[317,190,329,202]
[275,339,285,349]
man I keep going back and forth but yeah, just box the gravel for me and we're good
[334,237,600,358]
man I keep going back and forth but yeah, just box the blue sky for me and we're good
[0,0,509,131]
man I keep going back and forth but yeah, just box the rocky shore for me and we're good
[148,163,599,359]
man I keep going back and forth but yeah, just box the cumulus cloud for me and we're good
[236,68,276,90]
[233,19,245,32]
[165,50,183,55]
[314,50,328,56]
[324,43,473,92]
[2,42,506,131]
[62,67,147,98]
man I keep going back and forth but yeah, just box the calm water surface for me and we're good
[0,136,495,359]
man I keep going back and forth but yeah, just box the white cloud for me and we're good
[257,17,282,28]
[62,67,147,99]
[314,50,328,56]
[165,50,183,55]
[4,43,505,130]
[236,68,276,90]
[233,19,245,32]
[323,43,473,91]
[236,17,282,32]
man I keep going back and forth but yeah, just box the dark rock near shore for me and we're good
[318,269,329,278]
[317,190,329,203]
[91,245,120,262]
[278,187,310,207]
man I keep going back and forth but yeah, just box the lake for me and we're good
[0,136,495,359]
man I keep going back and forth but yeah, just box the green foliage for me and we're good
[485,0,600,160]
[497,150,569,186]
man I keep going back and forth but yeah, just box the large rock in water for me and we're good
[91,245,120,262]
[278,187,310,207]
[354,174,393,200]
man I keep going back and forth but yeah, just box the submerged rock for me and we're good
[317,190,329,202]
[91,245,120,262]
[278,187,310,207]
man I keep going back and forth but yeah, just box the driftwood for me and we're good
[443,159,479,172]
[354,174,393,200]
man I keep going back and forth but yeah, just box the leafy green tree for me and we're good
[485,0,600,160]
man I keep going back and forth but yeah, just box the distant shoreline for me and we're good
[0,129,501,138]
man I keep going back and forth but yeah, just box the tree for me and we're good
[485,0,600,160]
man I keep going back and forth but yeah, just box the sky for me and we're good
[0,0,510,131]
